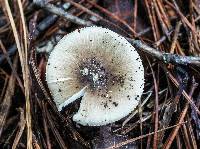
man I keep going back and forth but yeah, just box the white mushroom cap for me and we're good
[46,26,144,126]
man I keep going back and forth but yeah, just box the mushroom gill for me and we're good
[46,26,144,126]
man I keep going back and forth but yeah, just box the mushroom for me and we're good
[46,26,144,126]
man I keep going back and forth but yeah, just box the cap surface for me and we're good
[46,26,144,126]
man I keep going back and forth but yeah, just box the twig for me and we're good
[133,0,138,31]
[0,55,17,139]
[153,0,169,39]
[187,116,198,148]
[0,44,16,64]
[166,71,200,116]
[130,39,200,66]
[144,0,157,41]
[163,78,198,149]
[34,14,59,38]
[85,0,137,36]
[158,66,188,143]
[106,121,188,149]
[64,0,132,37]
[34,2,71,39]
[32,134,41,149]
[121,91,152,131]
[44,104,68,149]
[42,101,51,149]
[33,0,92,26]
[0,1,85,64]
[146,56,159,149]
[136,27,151,37]
[172,0,199,38]
[153,29,174,47]
[190,95,200,140]
[170,21,182,54]
[12,108,26,149]
[15,1,32,148]
[0,41,24,92]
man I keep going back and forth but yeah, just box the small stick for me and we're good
[144,0,157,41]
[154,29,174,47]
[153,0,169,39]
[85,0,137,36]
[0,2,70,63]
[133,0,138,31]
[106,121,188,149]
[0,55,17,139]
[34,14,58,38]
[0,44,16,64]
[33,0,92,26]
[146,56,159,149]
[156,0,171,29]
[169,21,182,54]
[163,78,198,149]
[136,27,151,37]
[130,39,200,66]
[12,108,26,149]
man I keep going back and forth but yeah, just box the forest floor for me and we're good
[0,0,200,148]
